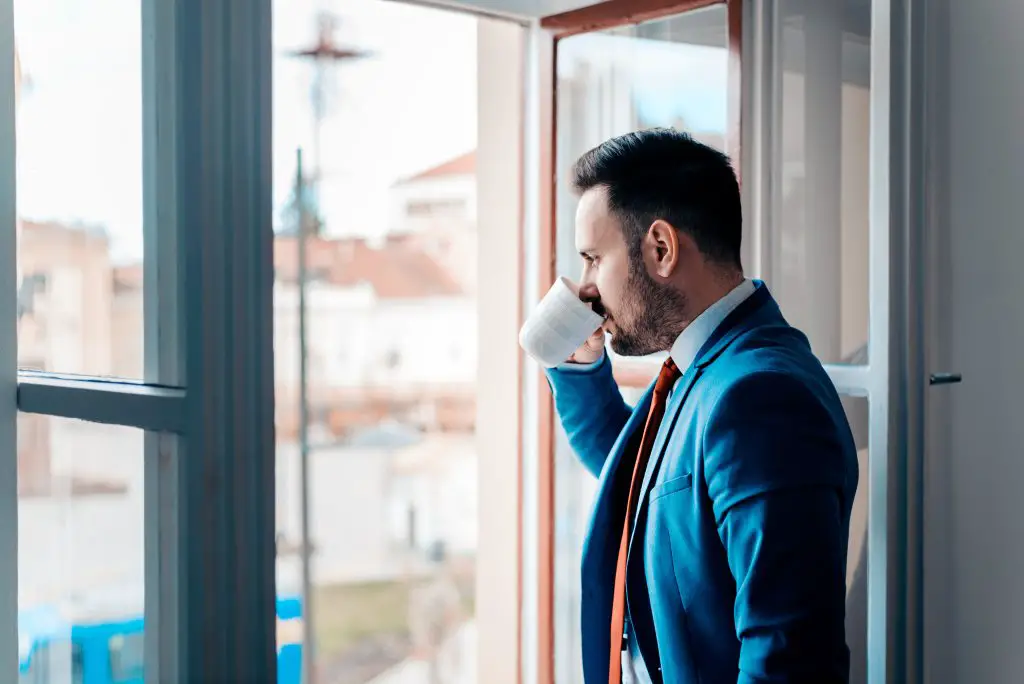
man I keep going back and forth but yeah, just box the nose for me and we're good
[578,263,597,291]
[578,282,600,305]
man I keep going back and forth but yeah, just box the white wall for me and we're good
[925,1,1024,682]
[274,281,476,389]
[474,16,523,684]
[389,174,476,233]
[368,299,477,386]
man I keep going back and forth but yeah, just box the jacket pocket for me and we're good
[649,472,693,501]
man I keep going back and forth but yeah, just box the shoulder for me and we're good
[701,329,837,423]
[698,342,854,491]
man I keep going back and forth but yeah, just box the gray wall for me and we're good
[925,1,1024,681]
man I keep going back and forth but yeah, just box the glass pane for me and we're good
[17,417,143,684]
[552,8,730,682]
[555,5,729,376]
[14,0,144,377]
[273,3,484,682]
[773,0,870,365]
[842,394,869,684]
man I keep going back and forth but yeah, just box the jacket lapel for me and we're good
[632,365,702,534]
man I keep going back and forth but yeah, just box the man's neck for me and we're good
[669,277,755,369]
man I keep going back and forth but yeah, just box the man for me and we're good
[547,129,858,684]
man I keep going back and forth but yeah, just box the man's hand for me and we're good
[567,328,605,364]
[567,282,605,364]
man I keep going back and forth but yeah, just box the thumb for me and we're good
[583,327,605,351]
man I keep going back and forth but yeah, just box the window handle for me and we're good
[929,372,962,386]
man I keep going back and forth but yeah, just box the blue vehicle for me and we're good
[18,595,303,684]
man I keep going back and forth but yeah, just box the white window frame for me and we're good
[741,0,929,681]
[0,0,277,681]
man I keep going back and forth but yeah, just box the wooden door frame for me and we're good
[527,1,745,682]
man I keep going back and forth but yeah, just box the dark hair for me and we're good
[572,128,742,269]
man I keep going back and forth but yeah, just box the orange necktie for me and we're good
[608,358,682,684]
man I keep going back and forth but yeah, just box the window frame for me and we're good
[0,0,20,675]
[1,0,277,682]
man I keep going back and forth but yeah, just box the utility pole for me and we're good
[291,145,315,682]
[287,12,368,684]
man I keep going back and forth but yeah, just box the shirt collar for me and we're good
[669,279,756,371]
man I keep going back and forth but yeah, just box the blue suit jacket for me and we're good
[546,283,858,684]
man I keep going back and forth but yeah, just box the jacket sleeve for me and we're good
[702,370,851,684]
[545,354,631,478]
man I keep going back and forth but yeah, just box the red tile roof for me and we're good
[274,236,463,299]
[395,151,476,185]
[20,219,109,242]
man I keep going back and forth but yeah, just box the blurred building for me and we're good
[273,152,480,578]
[273,150,478,441]
[388,150,478,295]
[16,221,129,497]
[18,221,115,375]
[272,233,476,441]
[16,148,481,581]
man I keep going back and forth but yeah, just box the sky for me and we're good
[14,0,478,263]
[15,0,726,265]
[559,29,728,133]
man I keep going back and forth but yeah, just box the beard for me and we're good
[608,261,689,357]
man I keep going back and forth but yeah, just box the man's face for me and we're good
[574,187,686,357]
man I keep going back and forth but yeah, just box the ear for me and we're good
[646,219,680,278]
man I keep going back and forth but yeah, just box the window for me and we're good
[766,4,873,681]
[3,0,523,682]
[554,4,731,387]
[4,0,277,681]
[17,419,143,683]
[769,0,871,365]
[525,1,905,682]
[271,4,523,683]
[14,0,144,378]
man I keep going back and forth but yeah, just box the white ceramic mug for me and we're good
[519,277,605,368]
